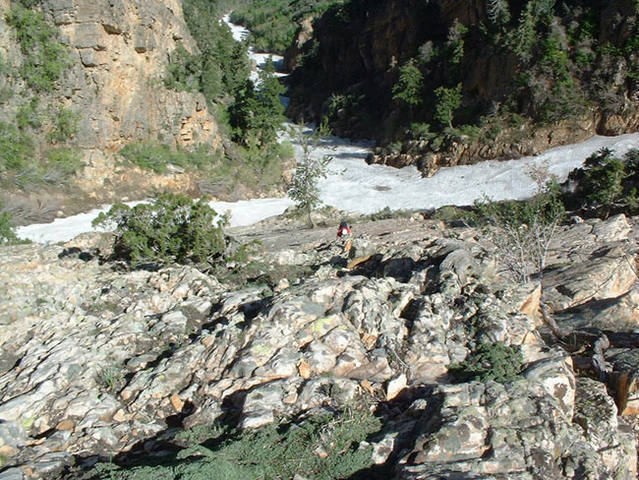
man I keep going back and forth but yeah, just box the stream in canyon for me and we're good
[17,18,639,243]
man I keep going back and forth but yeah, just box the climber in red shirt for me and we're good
[337,221,351,238]
[337,221,352,254]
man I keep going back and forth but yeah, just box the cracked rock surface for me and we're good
[1,215,638,479]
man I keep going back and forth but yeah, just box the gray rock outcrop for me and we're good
[0,216,638,478]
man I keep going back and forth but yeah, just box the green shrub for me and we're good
[96,365,125,395]
[434,83,462,128]
[119,142,216,173]
[239,140,289,184]
[5,4,70,92]
[164,43,202,92]
[0,121,34,171]
[47,107,79,143]
[16,97,43,130]
[89,407,381,480]
[367,206,416,221]
[203,140,290,194]
[325,93,364,129]
[92,193,227,269]
[218,259,312,289]
[0,209,21,246]
[119,142,174,173]
[433,205,470,223]
[409,122,434,140]
[44,147,84,181]
[0,54,13,104]
[449,341,524,383]
[566,148,639,218]
[392,58,423,107]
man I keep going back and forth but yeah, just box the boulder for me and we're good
[556,285,639,331]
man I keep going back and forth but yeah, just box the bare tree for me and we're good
[475,163,564,284]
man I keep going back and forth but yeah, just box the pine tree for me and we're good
[486,0,511,26]
[228,59,285,147]
[254,58,286,145]
[434,83,462,128]
[228,78,260,145]
[392,58,423,107]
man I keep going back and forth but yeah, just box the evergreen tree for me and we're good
[486,0,511,25]
[228,79,260,146]
[221,40,251,94]
[180,0,251,103]
[434,83,462,128]
[228,60,285,147]
[254,58,286,145]
[569,148,639,218]
[392,58,423,107]
[0,210,20,245]
[446,20,468,64]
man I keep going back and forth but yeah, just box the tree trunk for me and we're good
[308,209,315,228]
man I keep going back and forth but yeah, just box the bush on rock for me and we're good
[92,193,227,269]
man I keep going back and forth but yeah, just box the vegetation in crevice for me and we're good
[85,407,381,480]
[5,2,70,92]
[449,341,524,384]
[0,1,85,190]
[118,142,219,174]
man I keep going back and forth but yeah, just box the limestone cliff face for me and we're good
[1,0,218,151]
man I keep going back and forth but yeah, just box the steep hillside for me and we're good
[286,0,639,175]
[229,0,341,54]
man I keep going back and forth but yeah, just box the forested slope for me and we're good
[284,0,639,174]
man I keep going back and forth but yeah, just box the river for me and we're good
[16,18,639,243]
